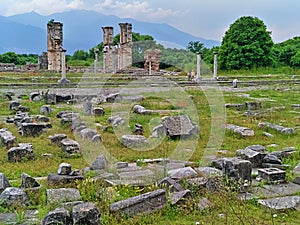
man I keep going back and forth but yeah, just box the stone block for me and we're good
[292,177,300,185]
[263,154,282,164]
[258,196,300,210]
[46,188,81,204]
[47,173,84,186]
[225,124,254,137]
[236,148,266,167]
[107,116,125,127]
[8,143,34,162]
[158,177,184,192]
[162,115,198,139]
[195,167,222,177]
[0,128,16,148]
[133,105,153,115]
[106,93,122,103]
[258,122,295,134]
[83,101,93,115]
[40,105,52,115]
[19,123,50,137]
[36,115,50,123]
[0,173,11,193]
[115,162,128,169]
[61,139,80,154]
[118,169,155,182]
[72,202,101,225]
[168,167,198,180]
[45,93,57,104]
[90,155,108,170]
[121,135,149,148]
[0,187,29,206]
[110,189,167,216]
[170,190,191,205]
[245,101,261,110]
[151,124,166,138]
[9,101,20,110]
[258,168,286,182]
[80,128,98,140]
[186,177,208,190]
[93,107,105,116]
[49,134,67,145]
[21,173,40,189]
[223,158,252,182]
[225,103,245,111]
[41,208,72,225]
[58,163,72,175]
[92,134,102,143]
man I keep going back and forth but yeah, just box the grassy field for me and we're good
[0,72,299,224]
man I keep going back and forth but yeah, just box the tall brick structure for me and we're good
[47,20,64,72]
[102,23,133,72]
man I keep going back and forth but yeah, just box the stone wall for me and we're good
[38,52,48,70]
[144,49,162,72]
[0,63,17,72]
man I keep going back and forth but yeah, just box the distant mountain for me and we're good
[0,15,46,53]
[1,10,220,54]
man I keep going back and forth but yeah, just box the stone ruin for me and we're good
[46,20,65,72]
[0,63,17,72]
[102,23,133,72]
[38,52,48,70]
[144,49,162,72]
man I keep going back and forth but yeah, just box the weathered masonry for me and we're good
[47,21,64,72]
[102,23,133,72]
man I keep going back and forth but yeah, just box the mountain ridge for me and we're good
[1,10,220,54]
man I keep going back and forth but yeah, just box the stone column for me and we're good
[94,48,99,74]
[103,50,106,72]
[112,47,118,74]
[213,51,218,80]
[58,50,69,84]
[195,53,201,82]
[149,57,152,75]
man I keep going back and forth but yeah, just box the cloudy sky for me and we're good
[1,0,299,42]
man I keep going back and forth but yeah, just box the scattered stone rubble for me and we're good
[225,123,254,137]
[1,86,300,223]
[258,122,295,134]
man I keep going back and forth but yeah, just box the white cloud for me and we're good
[93,0,184,22]
[0,0,183,22]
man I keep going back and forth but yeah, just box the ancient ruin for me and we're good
[102,23,132,72]
[47,20,64,72]
[144,49,162,73]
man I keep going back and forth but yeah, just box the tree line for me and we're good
[0,16,300,72]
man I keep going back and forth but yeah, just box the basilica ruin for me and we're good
[102,23,133,72]
[47,21,65,72]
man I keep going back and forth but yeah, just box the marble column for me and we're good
[94,48,99,74]
[195,53,201,82]
[213,51,218,80]
[58,50,69,84]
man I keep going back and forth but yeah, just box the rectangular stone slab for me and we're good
[110,189,167,216]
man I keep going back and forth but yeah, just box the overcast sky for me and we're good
[1,0,299,42]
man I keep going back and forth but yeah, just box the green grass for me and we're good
[0,71,300,224]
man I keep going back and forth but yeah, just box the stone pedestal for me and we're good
[258,168,286,182]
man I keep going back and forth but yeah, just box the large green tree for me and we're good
[219,16,273,70]
[272,36,300,67]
